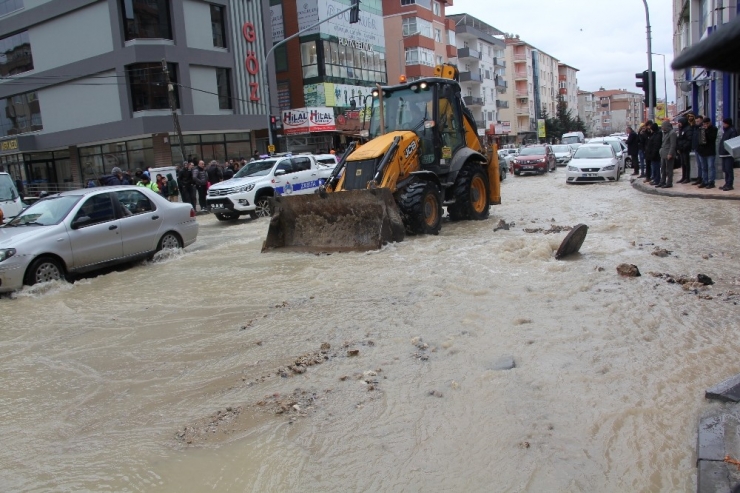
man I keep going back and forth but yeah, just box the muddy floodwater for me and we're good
[1,173,739,492]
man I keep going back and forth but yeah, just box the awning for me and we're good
[672,16,740,72]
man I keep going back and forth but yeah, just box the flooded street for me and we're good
[1,172,739,492]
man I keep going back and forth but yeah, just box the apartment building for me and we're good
[591,89,644,136]
[673,0,738,127]
[383,0,456,85]
[447,14,507,141]
[0,0,275,191]
[500,35,559,143]
[557,63,579,115]
[577,90,597,137]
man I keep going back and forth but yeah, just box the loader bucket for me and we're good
[261,188,406,253]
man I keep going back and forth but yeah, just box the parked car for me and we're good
[0,186,198,292]
[587,137,628,172]
[565,143,621,183]
[561,131,585,145]
[313,154,339,167]
[206,154,337,221]
[511,145,557,175]
[0,172,24,222]
[551,144,574,166]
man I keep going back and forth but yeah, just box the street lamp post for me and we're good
[398,31,421,79]
[641,0,655,121]
[651,52,669,119]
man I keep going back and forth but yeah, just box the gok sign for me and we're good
[242,22,260,102]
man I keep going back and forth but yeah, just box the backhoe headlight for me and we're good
[0,248,16,262]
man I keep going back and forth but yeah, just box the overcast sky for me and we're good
[447,0,676,103]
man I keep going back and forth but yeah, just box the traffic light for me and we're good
[635,70,657,108]
[349,0,360,24]
[269,115,277,132]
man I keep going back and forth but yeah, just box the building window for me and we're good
[321,40,386,84]
[170,132,253,164]
[405,47,435,67]
[446,30,455,46]
[79,139,154,179]
[432,1,440,15]
[436,55,443,65]
[0,0,23,16]
[402,17,432,38]
[434,28,441,42]
[216,68,232,109]
[128,62,178,112]
[401,0,431,8]
[0,31,33,76]
[210,4,226,48]
[121,0,172,41]
[0,91,42,137]
[300,41,318,78]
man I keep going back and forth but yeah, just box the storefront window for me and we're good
[171,133,252,164]
[78,138,155,184]
[121,0,172,41]
[321,41,386,85]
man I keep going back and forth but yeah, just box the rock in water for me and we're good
[697,274,714,285]
[491,356,516,371]
[617,264,641,277]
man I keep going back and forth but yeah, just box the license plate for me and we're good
[523,166,533,170]
[211,203,224,209]
[582,173,598,177]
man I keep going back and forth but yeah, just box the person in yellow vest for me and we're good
[137,174,159,193]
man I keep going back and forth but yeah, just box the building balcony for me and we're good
[457,47,481,61]
[515,106,529,116]
[463,96,484,107]
[513,71,527,81]
[558,74,567,81]
[493,57,506,68]
[515,90,529,98]
[495,76,507,89]
[559,88,567,95]
[476,120,486,130]
[496,99,509,109]
[459,71,482,83]
[513,53,527,61]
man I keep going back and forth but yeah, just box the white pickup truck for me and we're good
[206,154,337,221]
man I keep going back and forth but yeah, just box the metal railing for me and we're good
[459,71,482,83]
[463,96,484,106]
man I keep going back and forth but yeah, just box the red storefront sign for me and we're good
[242,22,260,101]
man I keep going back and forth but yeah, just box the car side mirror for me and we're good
[274,169,286,176]
[72,216,91,229]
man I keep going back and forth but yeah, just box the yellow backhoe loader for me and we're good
[262,64,501,252]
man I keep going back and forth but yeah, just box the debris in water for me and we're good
[616,264,641,277]
[520,441,531,449]
[491,356,516,371]
[697,274,714,285]
[428,390,444,398]
[724,455,740,470]
[555,224,588,259]
[347,349,360,357]
[651,248,672,257]
[494,219,513,231]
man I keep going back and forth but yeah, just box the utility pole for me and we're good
[641,0,655,121]
[162,59,186,163]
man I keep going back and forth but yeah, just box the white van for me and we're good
[561,132,585,145]
[0,172,23,222]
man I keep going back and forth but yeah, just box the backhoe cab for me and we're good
[262,64,501,252]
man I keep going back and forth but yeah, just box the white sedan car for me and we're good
[566,144,622,183]
[0,186,198,292]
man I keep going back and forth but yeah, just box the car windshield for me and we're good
[6,195,82,226]
[606,140,622,153]
[234,160,277,178]
[552,145,571,153]
[573,146,614,159]
[519,147,546,156]
[0,174,19,201]
[369,87,433,138]
[562,136,580,144]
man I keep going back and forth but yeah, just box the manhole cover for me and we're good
[555,223,588,259]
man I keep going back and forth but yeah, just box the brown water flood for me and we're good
[1,173,739,492]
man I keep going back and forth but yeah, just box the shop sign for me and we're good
[281,107,336,134]
[303,82,374,109]
[297,0,384,47]
[501,121,511,133]
[270,4,284,43]
[242,22,261,102]
[0,139,19,152]
[338,37,374,53]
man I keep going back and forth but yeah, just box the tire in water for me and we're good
[447,163,490,221]
[398,181,442,235]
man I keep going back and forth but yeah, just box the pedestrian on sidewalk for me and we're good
[178,162,196,209]
[638,123,649,177]
[657,121,677,188]
[626,126,639,175]
[719,118,738,191]
[691,114,705,185]
[697,117,718,189]
[676,117,693,183]
[646,122,662,185]
[192,160,209,212]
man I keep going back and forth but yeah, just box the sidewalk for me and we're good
[630,169,740,200]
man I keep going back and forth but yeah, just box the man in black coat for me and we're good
[676,117,693,183]
[625,126,639,175]
[645,122,663,185]
[697,117,718,188]
[638,123,650,177]
[719,117,738,190]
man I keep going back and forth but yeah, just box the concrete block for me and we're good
[707,373,740,403]
[698,415,727,462]
[696,460,732,493]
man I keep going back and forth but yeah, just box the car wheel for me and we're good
[399,181,442,235]
[514,170,520,176]
[215,212,239,221]
[24,256,65,286]
[157,232,182,251]
[248,211,258,220]
[254,197,272,217]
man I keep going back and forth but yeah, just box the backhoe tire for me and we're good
[398,181,442,235]
[448,163,490,221]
